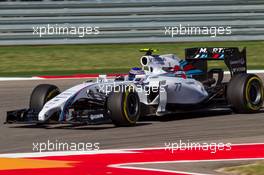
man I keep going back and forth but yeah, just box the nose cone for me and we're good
[38,110,46,121]
[38,107,58,121]
[38,104,51,121]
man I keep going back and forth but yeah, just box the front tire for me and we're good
[30,84,60,113]
[107,86,141,126]
[227,74,263,113]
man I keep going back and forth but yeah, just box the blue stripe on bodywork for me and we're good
[186,69,203,75]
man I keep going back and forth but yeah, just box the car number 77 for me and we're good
[174,83,182,91]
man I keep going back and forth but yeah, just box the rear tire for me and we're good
[30,84,60,113]
[227,74,263,113]
[107,86,141,126]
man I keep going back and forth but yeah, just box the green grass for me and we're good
[217,161,264,175]
[0,41,263,76]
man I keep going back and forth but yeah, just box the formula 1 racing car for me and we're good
[6,47,264,126]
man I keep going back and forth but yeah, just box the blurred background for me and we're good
[0,0,263,76]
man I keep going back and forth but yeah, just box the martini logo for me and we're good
[192,48,225,59]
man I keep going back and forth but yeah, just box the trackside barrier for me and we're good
[0,0,263,45]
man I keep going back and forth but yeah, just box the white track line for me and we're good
[0,77,44,81]
[224,70,264,74]
[0,149,134,158]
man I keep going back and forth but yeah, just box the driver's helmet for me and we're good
[128,67,145,81]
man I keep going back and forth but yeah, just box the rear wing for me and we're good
[185,47,247,75]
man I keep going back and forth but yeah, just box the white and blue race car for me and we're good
[6,48,264,126]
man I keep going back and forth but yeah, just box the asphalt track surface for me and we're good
[0,78,263,154]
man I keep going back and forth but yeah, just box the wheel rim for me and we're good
[248,80,262,105]
[45,89,60,102]
[126,93,139,117]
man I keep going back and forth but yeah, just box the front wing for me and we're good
[5,108,111,125]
